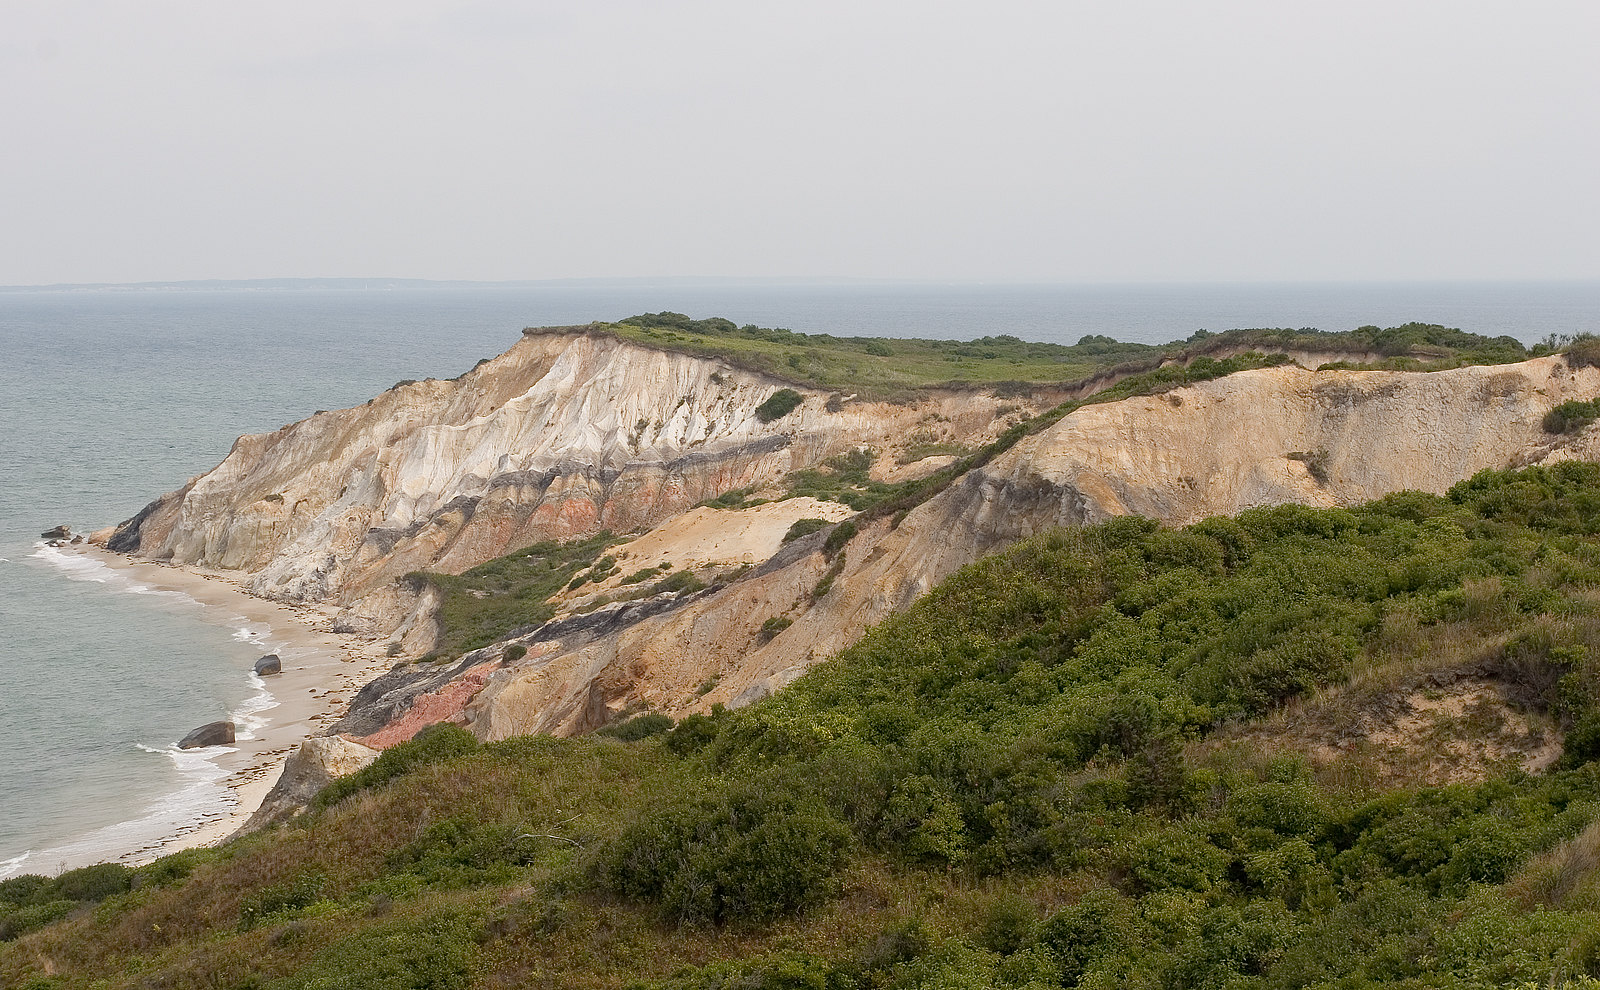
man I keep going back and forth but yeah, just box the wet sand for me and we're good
[63,545,394,864]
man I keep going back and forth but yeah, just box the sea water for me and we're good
[2,279,1597,876]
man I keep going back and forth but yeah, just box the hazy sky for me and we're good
[3,1,1596,285]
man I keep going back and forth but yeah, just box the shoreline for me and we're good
[28,544,393,870]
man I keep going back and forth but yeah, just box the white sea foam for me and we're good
[30,542,199,605]
[4,546,285,871]
[0,742,235,880]
[231,620,265,643]
[231,671,280,741]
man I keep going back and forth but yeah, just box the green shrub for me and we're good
[0,900,76,942]
[699,487,760,510]
[1567,337,1600,368]
[48,863,131,904]
[0,875,50,907]
[1038,889,1133,985]
[1543,399,1600,434]
[812,558,845,599]
[755,389,804,423]
[782,518,830,543]
[132,846,220,891]
[238,870,327,929]
[640,952,851,990]
[648,570,707,596]
[599,787,851,924]
[759,616,793,642]
[420,530,620,659]
[384,817,532,887]
[599,712,675,742]
[822,520,857,558]
[267,908,480,990]
[665,711,723,756]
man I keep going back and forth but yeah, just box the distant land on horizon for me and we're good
[4,275,1599,294]
[0,275,991,293]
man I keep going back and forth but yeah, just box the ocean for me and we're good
[2,278,1597,876]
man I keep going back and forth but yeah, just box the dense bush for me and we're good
[1567,336,1600,368]
[267,908,480,990]
[599,712,675,742]
[755,389,804,423]
[418,530,620,658]
[822,520,857,558]
[781,518,830,543]
[0,863,133,941]
[599,787,851,924]
[1544,398,1600,434]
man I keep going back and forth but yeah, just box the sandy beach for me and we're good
[48,544,395,867]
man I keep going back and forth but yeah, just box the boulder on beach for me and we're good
[178,720,236,749]
[254,654,283,676]
[241,735,379,832]
[40,525,71,539]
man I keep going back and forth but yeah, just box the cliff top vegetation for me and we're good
[523,313,1542,396]
[11,464,1600,988]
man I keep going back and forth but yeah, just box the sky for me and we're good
[2,1,1597,285]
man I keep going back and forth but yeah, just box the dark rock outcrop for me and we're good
[177,720,236,749]
[253,654,282,676]
[40,525,70,539]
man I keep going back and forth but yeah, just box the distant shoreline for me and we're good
[8,545,391,875]
[6,275,1599,295]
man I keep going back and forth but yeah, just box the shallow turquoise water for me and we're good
[1,280,1595,875]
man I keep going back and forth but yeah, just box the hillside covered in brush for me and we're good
[13,463,1600,989]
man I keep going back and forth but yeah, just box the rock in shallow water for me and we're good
[40,525,70,539]
[253,654,282,676]
[178,720,235,749]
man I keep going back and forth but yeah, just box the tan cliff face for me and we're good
[102,335,1600,751]
[454,357,1600,740]
[104,330,1040,608]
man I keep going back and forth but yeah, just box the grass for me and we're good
[415,531,622,659]
[16,466,1600,988]
[530,315,1539,400]
[896,441,973,464]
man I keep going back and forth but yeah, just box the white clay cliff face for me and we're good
[104,331,1031,605]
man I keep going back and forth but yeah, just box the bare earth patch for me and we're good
[1220,674,1563,789]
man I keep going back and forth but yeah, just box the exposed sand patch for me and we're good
[1362,680,1564,782]
[61,545,393,865]
[613,498,854,568]
[1229,675,1564,789]
[564,498,854,604]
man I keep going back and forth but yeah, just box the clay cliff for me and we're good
[101,332,1600,754]
[104,328,1044,611]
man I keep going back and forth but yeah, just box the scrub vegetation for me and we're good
[557,314,1542,398]
[12,464,1600,988]
[414,531,622,659]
